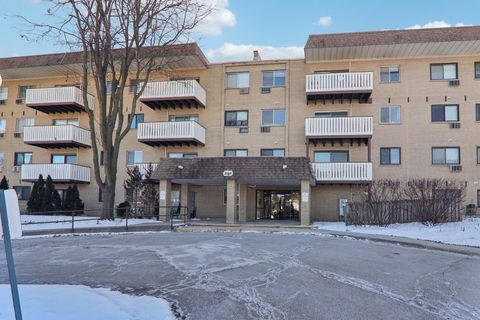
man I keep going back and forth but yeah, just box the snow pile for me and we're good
[314,218,480,247]
[0,285,174,320]
[21,214,163,231]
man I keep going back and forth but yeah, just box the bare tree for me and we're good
[19,0,210,219]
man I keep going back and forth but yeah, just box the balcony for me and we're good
[138,121,206,146]
[305,117,373,140]
[306,72,373,104]
[21,164,91,183]
[140,80,206,109]
[311,162,372,183]
[26,86,94,113]
[24,125,91,148]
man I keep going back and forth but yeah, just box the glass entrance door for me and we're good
[256,190,299,220]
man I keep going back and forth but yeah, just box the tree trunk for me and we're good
[101,181,116,220]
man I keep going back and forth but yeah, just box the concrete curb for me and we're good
[22,223,172,236]
[178,225,480,257]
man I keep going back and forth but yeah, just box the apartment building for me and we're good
[0,26,480,225]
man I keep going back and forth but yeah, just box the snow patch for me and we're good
[0,284,174,320]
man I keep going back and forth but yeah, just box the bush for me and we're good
[63,184,85,215]
[116,201,131,218]
[27,174,46,213]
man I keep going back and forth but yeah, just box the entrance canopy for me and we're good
[152,157,315,189]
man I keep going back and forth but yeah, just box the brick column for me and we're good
[238,183,248,223]
[180,183,190,218]
[159,179,172,222]
[226,179,237,224]
[300,179,311,226]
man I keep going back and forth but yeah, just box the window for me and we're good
[314,151,349,163]
[225,111,248,126]
[15,118,34,133]
[0,152,4,167]
[430,63,458,80]
[0,119,6,134]
[380,106,400,124]
[477,147,480,164]
[0,87,8,101]
[129,79,144,94]
[477,190,480,207]
[51,154,77,164]
[431,105,459,122]
[224,149,248,157]
[476,104,480,121]
[380,66,400,83]
[168,152,198,158]
[14,152,32,165]
[106,81,114,95]
[127,151,143,165]
[53,119,79,126]
[262,70,286,87]
[314,111,348,118]
[475,62,480,79]
[432,147,460,165]
[169,115,199,122]
[14,186,31,200]
[262,109,286,126]
[129,114,144,129]
[226,72,249,89]
[17,85,35,100]
[380,147,401,165]
[260,149,285,157]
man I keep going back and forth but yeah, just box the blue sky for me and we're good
[0,0,479,61]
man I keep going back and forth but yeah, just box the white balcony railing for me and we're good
[141,80,206,106]
[138,121,206,144]
[311,162,372,182]
[305,117,373,138]
[24,125,91,147]
[130,163,159,178]
[306,72,373,93]
[21,164,91,183]
[26,86,94,109]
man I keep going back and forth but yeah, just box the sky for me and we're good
[0,0,479,62]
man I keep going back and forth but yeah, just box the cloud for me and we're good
[196,0,236,36]
[206,43,304,62]
[406,21,470,29]
[317,16,332,27]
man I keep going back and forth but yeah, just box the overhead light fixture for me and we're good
[282,164,288,169]
[177,165,184,169]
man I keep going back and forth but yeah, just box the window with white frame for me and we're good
[380,66,400,83]
[432,147,460,165]
[380,106,400,124]
[431,105,459,122]
[15,118,34,133]
[224,149,248,157]
[262,70,286,87]
[0,87,8,101]
[127,151,143,165]
[51,154,77,164]
[430,63,458,80]
[0,119,6,134]
[262,109,286,126]
[226,72,250,89]
[53,119,79,126]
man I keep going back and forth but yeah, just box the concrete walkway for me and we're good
[179,223,480,256]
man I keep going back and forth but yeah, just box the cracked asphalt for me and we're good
[0,231,479,320]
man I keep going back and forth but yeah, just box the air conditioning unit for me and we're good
[239,127,248,133]
[239,87,249,95]
[14,132,23,138]
[260,126,271,133]
[15,98,25,104]
[261,87,271,94]
[12,166,21,173]
[449,80,460,87]
[449,122,461,129]
[449,165,462,172]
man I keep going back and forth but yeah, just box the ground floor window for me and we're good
[224,149,248,157]
[256,190,299,220]
[168,152,198,158]
[14,186,31,200]
[313,151,348,163]
[260,149,285,157]
[51,154,77,164]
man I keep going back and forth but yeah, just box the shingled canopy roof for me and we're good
[305,26,480,61]
[152,157,315,188]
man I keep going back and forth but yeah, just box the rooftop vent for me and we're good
[253,50,261,61]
